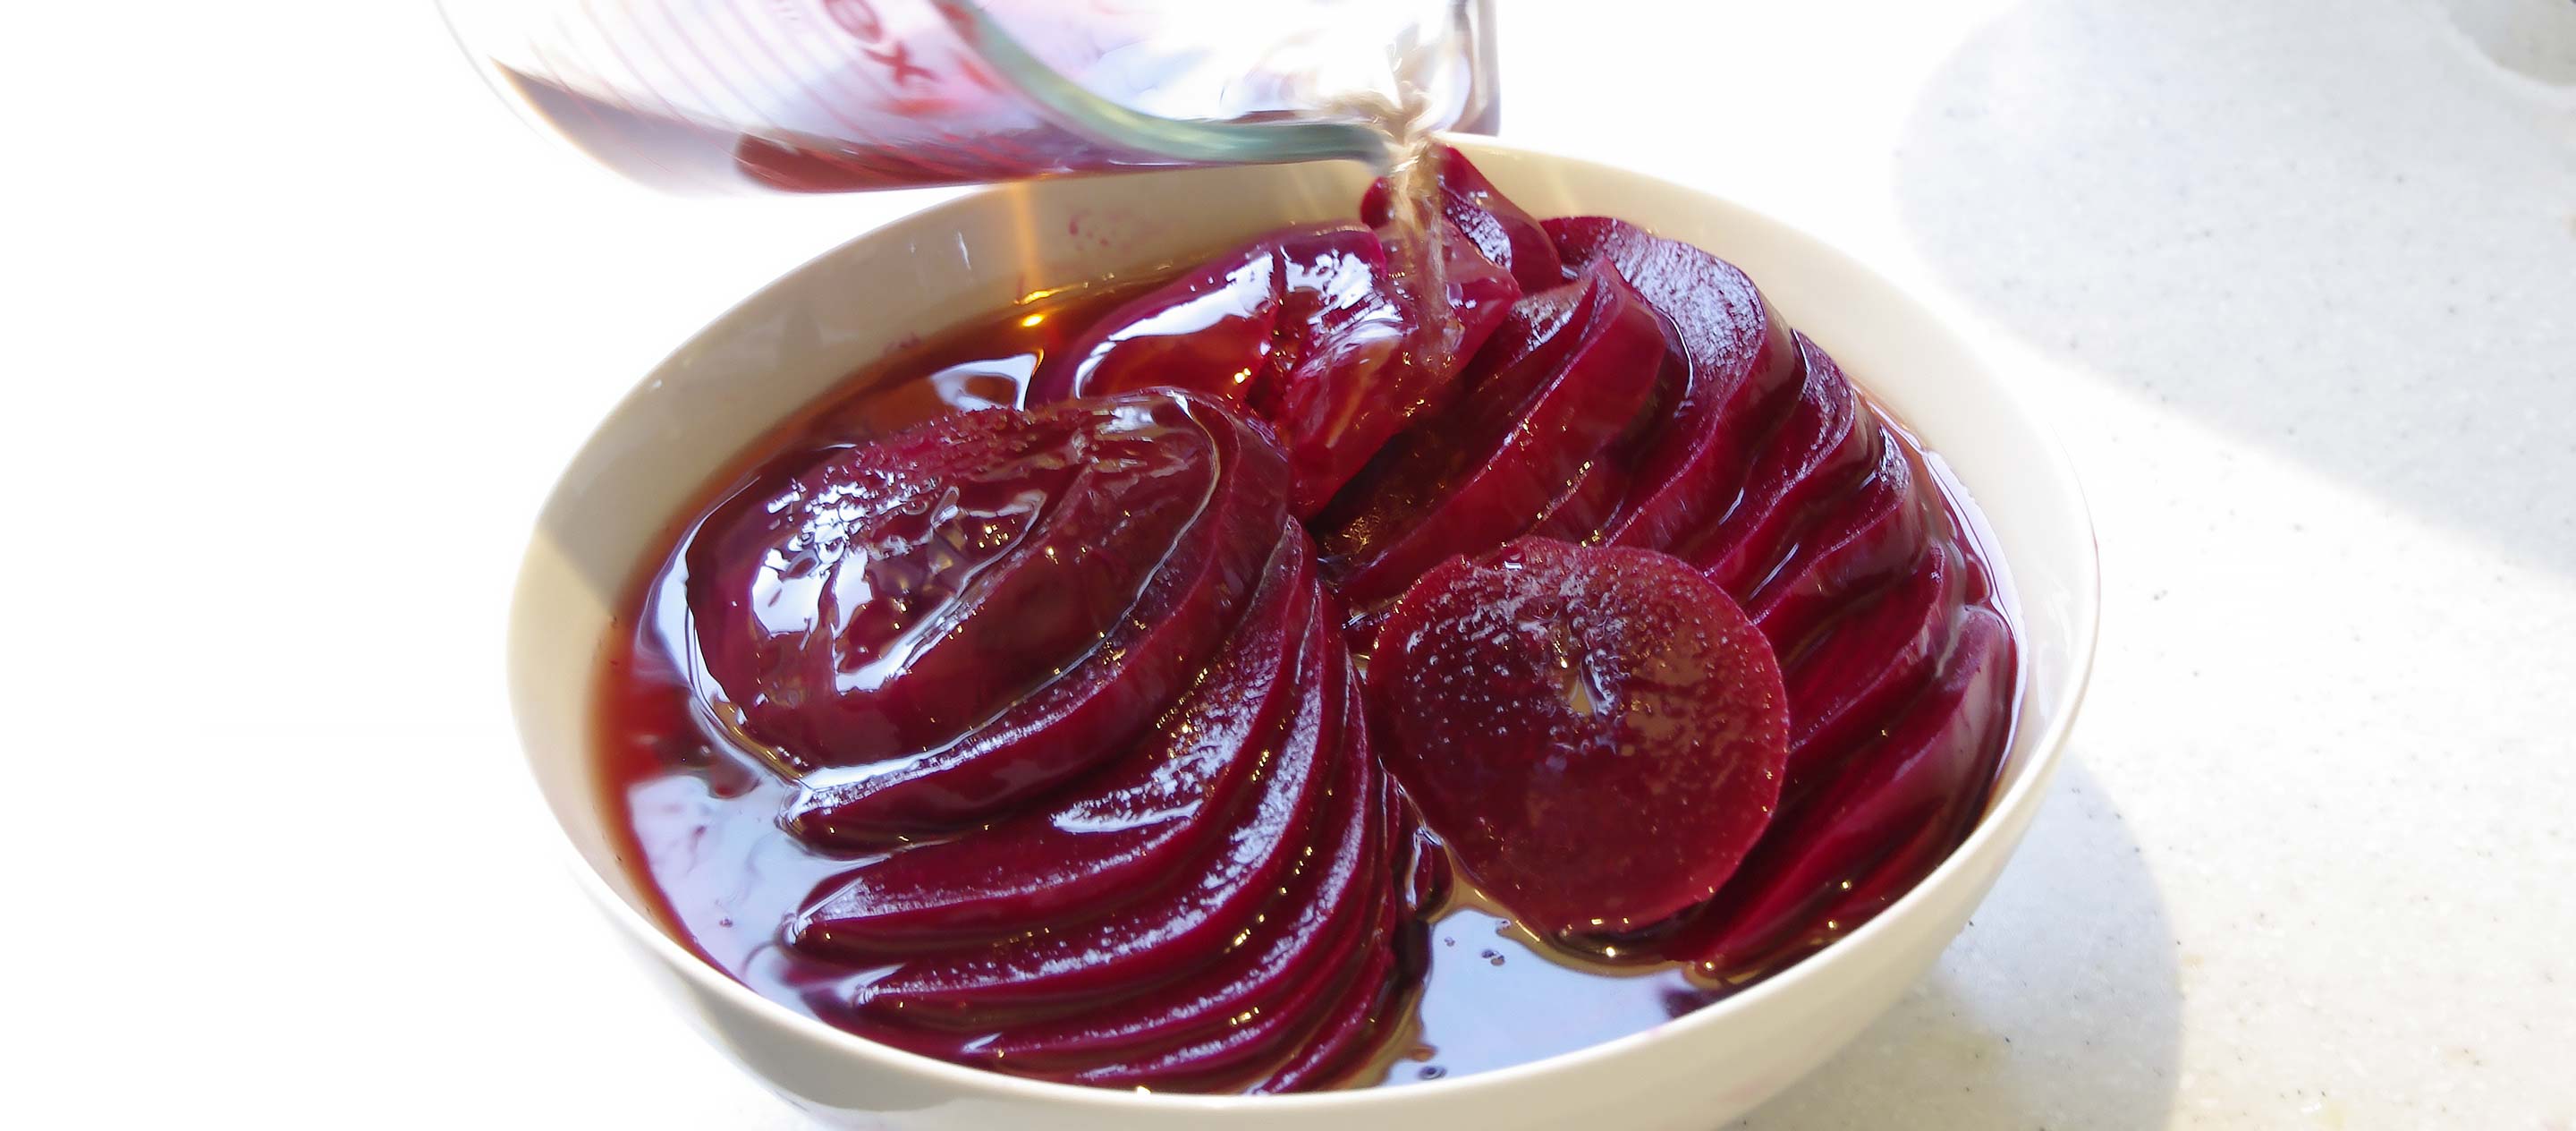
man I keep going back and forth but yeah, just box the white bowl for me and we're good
[508,138,2099,1130]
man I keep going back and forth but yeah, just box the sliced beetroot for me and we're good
[1368,539,1791,937]
[1522,327,1684,543]
[1362,143,1566,292]
[1794,745,2004,955]
[1022,224,1370,415]
[1390,774,1454,920]
[843,587,1346,1025]
[1544,217,1807,552]
[1316,264,1669,609]
[1678,335,1881,594]
[1255,776,1434,1094]
[1030,224,1516,516]
[1054,766,1387,1090]
[1743,431,1928,644]
[765,395,1291,845]
[1247,879,1410,1093]
[1066,935,1375,1092]
[786,545,1313,957]
[1674,607,2016,973]
[689,397,1206,770]
[1776,543,1964,789]
[977,744,1385,1073]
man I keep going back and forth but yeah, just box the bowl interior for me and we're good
[507,139,2097,1116]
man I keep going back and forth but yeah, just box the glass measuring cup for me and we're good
[437,0,1499,193]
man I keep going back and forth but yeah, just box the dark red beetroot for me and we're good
[1368,539,1792,938]
[830,573,1346,1025]
[1776,543,1967,786]
[1245,882,1408,1093]
[1057,742,1394,1090]
[685,390,1288,845]
[787,538,1311,954]
[770,529,1421,1092]
[1315,263,1669,610]
[1741,429,1928,644]
[1543,217,1807,552]
[1029,223,1517,516]
[1668,608,2016,974]
[1676,334,1882,593]
[975,747,1386,1074]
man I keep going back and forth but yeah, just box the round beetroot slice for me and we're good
[685,401,1197,770]
[685,391,1274,772]
[1368,538,1791,937]
[687,390,1294,844]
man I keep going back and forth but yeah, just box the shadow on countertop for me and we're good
[1886,0,2576,575]
[1733,757,2182,1130]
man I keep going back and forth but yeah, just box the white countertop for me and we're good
[8,0,2571,1126]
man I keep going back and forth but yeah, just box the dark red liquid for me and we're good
[590,282,2018,1092]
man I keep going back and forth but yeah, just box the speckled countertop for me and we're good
[11,0,2570,1126]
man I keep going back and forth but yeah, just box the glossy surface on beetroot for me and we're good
[1028,221,1518,517]
[1315,263,1674,615]
[1370,540,1791,938]
[591,145,2021,1093]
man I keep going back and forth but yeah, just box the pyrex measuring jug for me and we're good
[438,0,1499,193]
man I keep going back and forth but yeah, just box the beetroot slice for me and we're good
[1054,759,1387,1090]
[1674,608,2016,973]
[1368,538,1791,937]
[1273,225,1517,515]
[975,740,1385,1073]
[1776,542,1964,790]
[1523,320,1686,543]
[687,396,1222,772]
[1679,335,1881,593]
[1065,927,1377,1092]
[1543,217,1807,552]
[778,394,1290,844]
[1030,224,1517,516]
[786,540,1312,956]
[1797,746,2004,954]
[1744,430,1928,644]
[1248,858,1412,1093]
[1254,770,1435,1093]
[1316,264,1668,609]
[1362,143,1566,292]
[841,581,1345,1026]
[1025,225,1374,414]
